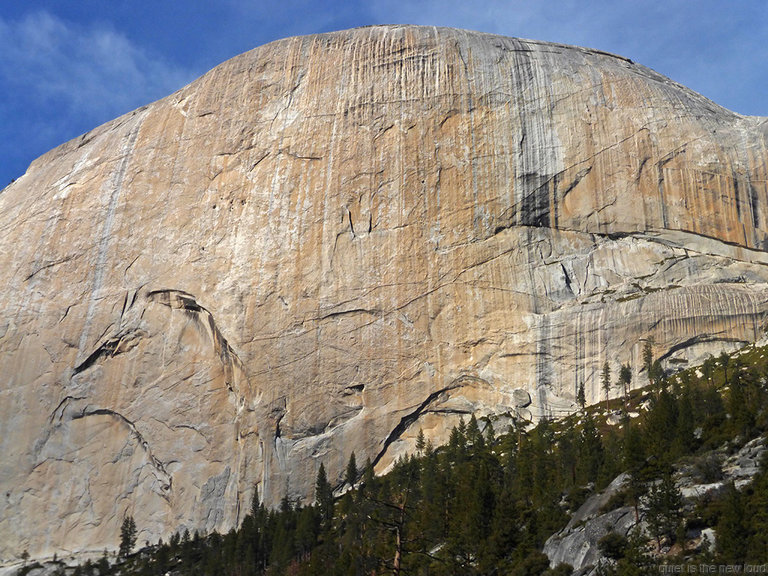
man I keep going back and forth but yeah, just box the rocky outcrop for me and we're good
[1,25,767,562]
[543,473,635,574]
[543,439,767,573]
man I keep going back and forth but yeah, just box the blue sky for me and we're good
[1,1,766,187]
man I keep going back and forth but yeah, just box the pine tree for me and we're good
[295,505,320,560]
[577,381,586,410]
[488,479,520,563]
[345,452,358,487]
[623,422,646,523]
[719,351,731,385]
[417,447,446,544]
[619,363,632,410]
[728,360,761,440]
[315,463,334,531]
[642,338,654,382]
[674,383,696,456]
[644,388,678,468]
[651,359,664,388]
[485,419,496,445]
[97,550,109,574]
[119,514,137,558]
[717,482,749,563]
[702,355,716,386]
[577,412,603,485]
[644,471,683,548]
[601,361,612,405]
[466,414,484,448]
[447,420,467,463]
[415,428,426,454]
[745,454,768,562]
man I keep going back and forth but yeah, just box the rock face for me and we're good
[1,25,767,561]
[543,473,636,574]
[543,439,767,573]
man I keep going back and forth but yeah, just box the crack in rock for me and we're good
[46,397,173,499]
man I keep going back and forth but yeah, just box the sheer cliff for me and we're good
[1,25,767,561]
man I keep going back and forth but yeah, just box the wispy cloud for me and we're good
[0,10,197,183]
[0,11,194,119]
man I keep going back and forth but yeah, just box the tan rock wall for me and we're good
[1,25,767,561]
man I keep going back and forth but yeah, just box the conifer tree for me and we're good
[674,383,696,456]
[622,422,646,523]
[119,514,137,558]
[466,414,484,448]
[644,471,683,548]
[295,505,320,560]
[457,416,467,439]
[719,351,731,385]
[485,419,496,445]
[702,355,716,385]
[651,359,664,387]
[717,482,748,563]
[315,463,334,531]
[345,452,358,488]
[98,550,109,574]
[415,428,426,454]
[619,363,632,410]
[601,361,612,405]
[362,457,375,487]
[577,412,603,485]
[447,420,468,462]
[644,388,678,468]
[642,338,654,381]
[577,381,586,410]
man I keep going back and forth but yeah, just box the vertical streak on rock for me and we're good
[455,30,480,240]
[510,41,562,228]
[741,129,761,245]
[536,312,552,419]
[76,111,147,367]
[656,156,670,230]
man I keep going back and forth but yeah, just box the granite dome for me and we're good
[1,25,768,561]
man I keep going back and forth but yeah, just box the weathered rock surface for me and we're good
[1,25,768,562]
[543,473,636,574]
[544,439,767,572]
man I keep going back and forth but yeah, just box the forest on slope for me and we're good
[20,342,768,576]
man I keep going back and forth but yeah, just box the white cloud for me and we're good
[0,11,195,122]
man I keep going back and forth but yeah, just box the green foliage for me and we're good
[314,462,333,531]
[97,550,109,575]
[618,363,632,399]
[643,388,678,468]
[714,482,749,564]
[15,563,43,576]
[119,515,137,559]
[644,470,683,547]
[415,428,426,454]
[597,531,628,560]
[543,562,574,576]
[344,451,358,487]
[604,529,654,575]
[642,338,654,380]
[601,361,611,403]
